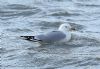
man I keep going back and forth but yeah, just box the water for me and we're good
[0,0,100,69]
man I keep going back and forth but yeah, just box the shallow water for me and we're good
[1,0,100,69]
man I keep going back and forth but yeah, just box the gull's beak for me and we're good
[70,27,76,31]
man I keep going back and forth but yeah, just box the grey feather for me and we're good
[35,31,66,42]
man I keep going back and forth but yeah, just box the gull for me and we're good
[21,23,75,43]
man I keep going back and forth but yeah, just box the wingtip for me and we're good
[20,36,42,42]
[20,36,34,41]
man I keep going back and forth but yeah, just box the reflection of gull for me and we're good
[21,24,75,43]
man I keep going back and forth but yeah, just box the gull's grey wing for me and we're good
[35,31,66,42]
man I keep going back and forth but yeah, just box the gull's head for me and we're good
[58,23,75,32]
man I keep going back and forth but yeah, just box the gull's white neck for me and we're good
[58,25,72,41]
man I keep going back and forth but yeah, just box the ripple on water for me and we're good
[0,4,41,17]
[6,4,35,10]
[75,3,100,8]
[37,21,62,30]
[5,28,33,33]
[49,10,81,17]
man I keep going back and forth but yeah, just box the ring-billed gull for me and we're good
[21,23,75,43]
